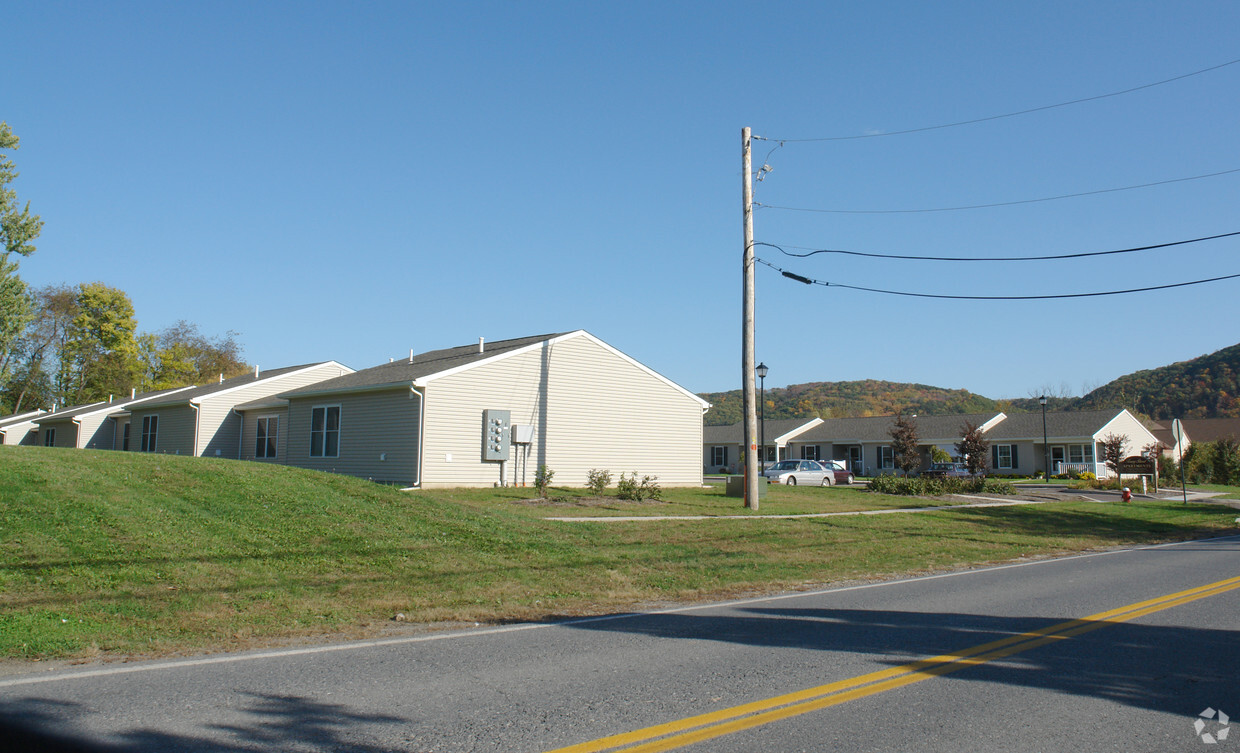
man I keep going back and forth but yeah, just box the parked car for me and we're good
[921,462,972,478]
[763,459,853,486]
[820,459,855,485]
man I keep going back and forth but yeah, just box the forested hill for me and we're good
[699,342,1240,425]
[699,380,1005,426]
[1069,342,1240,420]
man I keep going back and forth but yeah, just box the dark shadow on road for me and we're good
[558,599,1240,722]
[0,691,407,752]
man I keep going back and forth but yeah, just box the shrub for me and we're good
[534,465,554,497]
[616,472,662,501]
[868,474,1014,497]
[586,469,612,495]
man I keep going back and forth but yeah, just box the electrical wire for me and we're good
[755,58,1240,143]
[753,168,1240,214]
[754,231,1240,262]
[755,257,1240,300]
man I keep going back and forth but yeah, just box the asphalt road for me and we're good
[2,534,1238,752]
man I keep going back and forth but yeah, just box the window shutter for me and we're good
[992,445,999,468]
[1012,445,1019,468]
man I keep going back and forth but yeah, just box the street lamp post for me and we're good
[757,363,768,471]
[1040,395,1049,483]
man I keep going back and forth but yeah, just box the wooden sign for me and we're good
[1118,456,1155,475]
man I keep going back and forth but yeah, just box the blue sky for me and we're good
[6,1,1238,400]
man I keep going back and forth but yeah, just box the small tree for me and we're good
[534,465,554,497]
[956,421,990,477]
[1209,438,1240,486]
[1100,433,1128,487]
[931,447,952,464]
[889,413,921,476]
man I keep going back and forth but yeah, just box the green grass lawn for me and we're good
[2,446,1237,662]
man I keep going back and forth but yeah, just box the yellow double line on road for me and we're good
[548,575,1240,753]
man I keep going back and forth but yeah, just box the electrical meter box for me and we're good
[482,409,511,461]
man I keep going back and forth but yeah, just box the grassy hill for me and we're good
[2,447,1236,661]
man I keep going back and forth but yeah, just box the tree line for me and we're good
[0,123,247,415]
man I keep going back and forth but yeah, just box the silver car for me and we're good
[763,459,843,486]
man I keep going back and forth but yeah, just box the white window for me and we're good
[256,416,279,459]
[310,406,340,458]
[996,444,1015,469]
[44,428,56,447]
[1068,444,1094,464]
[141,415,158,453]
[711,446,728,466]
[801,445,820,461]
[878,446,894,470]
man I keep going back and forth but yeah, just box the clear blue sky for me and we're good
[7,1,1238,400]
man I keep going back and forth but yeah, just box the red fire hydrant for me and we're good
[1121,487,1132,503]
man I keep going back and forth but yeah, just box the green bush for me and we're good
[586,469,612,495]
[868,474,1014,497]
[616,472,661,501]
[1181,440,1240,485]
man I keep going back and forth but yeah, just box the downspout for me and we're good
[72,417,83,449]
[190,401,200,457]
[404,385,425,489]
[234,408,244,459]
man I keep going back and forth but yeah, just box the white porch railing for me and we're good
[1054,461,1107,477]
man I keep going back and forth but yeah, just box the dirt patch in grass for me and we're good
[509,496,670,507]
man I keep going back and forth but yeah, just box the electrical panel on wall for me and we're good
[482,409,511,461]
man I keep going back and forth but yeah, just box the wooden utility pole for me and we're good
[742,127,759,509]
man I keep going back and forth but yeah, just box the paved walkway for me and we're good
[546,488,1230,523]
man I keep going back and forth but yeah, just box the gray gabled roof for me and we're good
[983,410,1125,441]
[130,362,344,409]
[703,418,821,445]
[35,401,113,423]
[279,333,572,399]
[795,413,1003,444]
[0,409,46,428]
[1180,417,1240,444]
[36,385,199,423]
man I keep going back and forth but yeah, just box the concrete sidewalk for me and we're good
[546,488,1231,523]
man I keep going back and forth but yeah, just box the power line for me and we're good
[755,57,1240,143]
[755,231,1240,262]
[754,168,1240,214]
[755,257,1240,300]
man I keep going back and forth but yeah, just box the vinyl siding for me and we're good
[421,335,704,488]
[1094,411,1158,455]
[78,414,118,450]
[197,363,352,459]
[115,418,131,451]
[125,407,196,454]
[240,409,290,463]
[284,389,420,485]
[39,420,78,448]
[0,419,42,445]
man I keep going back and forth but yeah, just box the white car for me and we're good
[762,459,852,486]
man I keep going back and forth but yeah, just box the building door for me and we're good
[1051,446,1065,474]
[849,446,862,475]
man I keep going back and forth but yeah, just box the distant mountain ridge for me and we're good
[699,342,1240,425]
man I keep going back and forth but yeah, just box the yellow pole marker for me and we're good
[547,574,1240,753]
